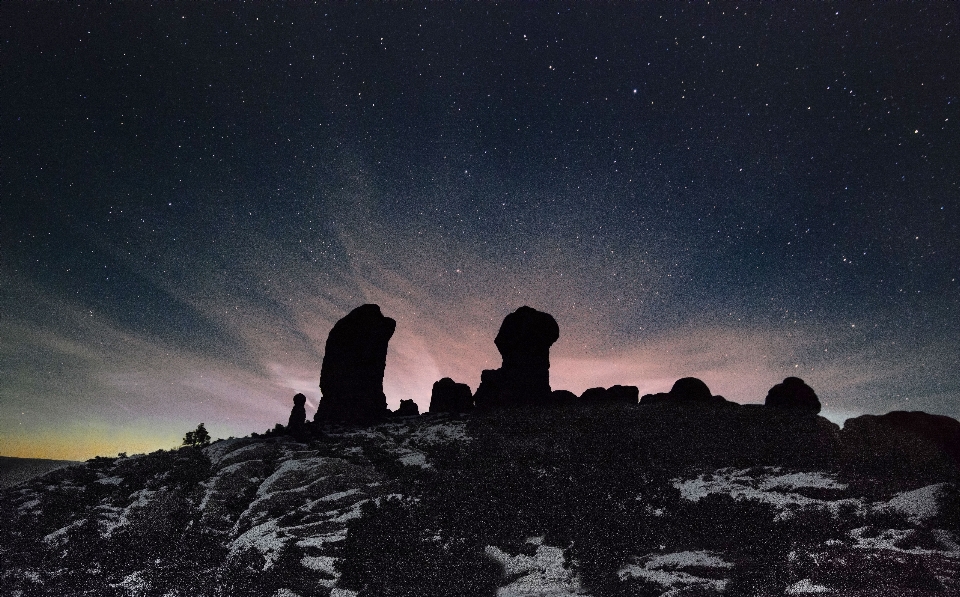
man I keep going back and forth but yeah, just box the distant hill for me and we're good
[0,455,79,488]
[2,403,960,596]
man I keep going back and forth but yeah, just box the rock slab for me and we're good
[580,385,640,404]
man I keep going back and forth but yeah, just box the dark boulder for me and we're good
[607,385,640,404]
[550,389,578,405]
[429,378,473,414]
[671,377,713,401]
[316,304,396,424]
[473,306,560,408]
[394,399,420,417]
[875,411,960,464]
[765,377,821,414]
[640,377,730,406]
[580,387,608,402]
[639,392,671,405]
[842,411,960,484]
[287,393,307,430]
[580,385,639,404]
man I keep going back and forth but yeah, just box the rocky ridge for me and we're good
[3,404,960,597]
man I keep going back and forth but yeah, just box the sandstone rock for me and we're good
[639,392,671,405]
[394,399,420,417]
[474,306,560,408]
[876,412,960,464]
[550,389,578,405]
[842,411,960,483]
[641,377,729,406]
[429,378,473,413]
[846,411,960,465]
[579,387,608,402]
[579,385,640,404]
[765,377,821,414]
[287,393,307,430]
[316,304,396,424]
[671,377,713,402]
[608,385,640,404]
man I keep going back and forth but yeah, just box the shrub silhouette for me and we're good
[182,423,211,448]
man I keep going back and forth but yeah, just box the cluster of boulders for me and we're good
[279,303,872,429]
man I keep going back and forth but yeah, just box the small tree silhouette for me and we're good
[182,423,211,448]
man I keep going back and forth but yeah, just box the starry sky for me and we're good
[3,3,959,460]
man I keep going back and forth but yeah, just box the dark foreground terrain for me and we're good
[0,456,79,489]
[3,403,960,596]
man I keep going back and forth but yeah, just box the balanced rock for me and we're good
[287,393,307,430]
[394,399,420,417]
[641,377,729,405]
[429,378,473,414]
[765,377,821,414]
[580,385,640,404]
[316,304,396,423]
[473,306,560,408]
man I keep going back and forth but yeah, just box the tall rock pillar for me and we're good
[316,304,396,423]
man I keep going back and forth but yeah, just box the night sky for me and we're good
[3,3,959,460]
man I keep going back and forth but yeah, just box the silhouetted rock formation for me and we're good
[842,411,960,484]
[580,385,640,404]
[550,389,578,405]
[580,387,607,402]
[473,306,560,408]
[394,399,420,417]
[608,385,640,404]
[429,378,473,414]
[316,304,396,424]
[670,377,712,401]
[765,377,821,414]
[287,393,307,430]
[640,377,730,406]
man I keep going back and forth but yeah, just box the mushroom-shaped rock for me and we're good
[641,377,730,406]
[394,399,420,417]
[765,377,821,414]
[287,393,307,430]
[429,378,473,414]
[316,304,396,424]
[474,306,560,408]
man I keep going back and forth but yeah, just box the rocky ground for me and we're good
[2,403,959,596]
